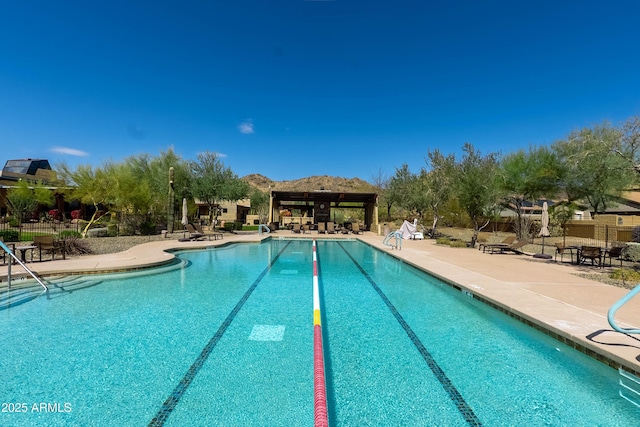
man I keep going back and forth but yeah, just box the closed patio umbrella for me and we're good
[181,198,188,228]
[534,201,552,259]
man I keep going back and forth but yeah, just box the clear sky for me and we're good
[1,1,639,182]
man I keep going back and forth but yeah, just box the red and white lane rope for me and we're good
[313,240,329,427]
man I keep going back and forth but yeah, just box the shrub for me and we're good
[8,217,19,227]
[0,230,19,242]
[449,240,468,248]
[59,230,82,239]
[610,268,640,283]
[624,243,640,262]
[71,210,82,220]
[139,221,156,236]
[62,236,93,255]
[436,237,451,245]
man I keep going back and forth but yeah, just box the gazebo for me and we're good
[268,190,378,231]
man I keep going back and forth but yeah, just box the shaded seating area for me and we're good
[33,235,65,261]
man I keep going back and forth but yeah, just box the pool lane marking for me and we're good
[148,241,292,427]
[337,242,482,427]
[313,240,330,427]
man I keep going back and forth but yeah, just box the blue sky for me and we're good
[1,1,639,182]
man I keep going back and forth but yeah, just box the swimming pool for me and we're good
[1,239,639,426]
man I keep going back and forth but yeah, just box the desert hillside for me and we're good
[242,174,377,193]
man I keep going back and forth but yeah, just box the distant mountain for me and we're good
[242,174,377,194]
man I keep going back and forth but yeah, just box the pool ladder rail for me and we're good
[0,240,48,291]
[383,231,403,250]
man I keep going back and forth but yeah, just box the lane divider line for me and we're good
[313,240,329,427]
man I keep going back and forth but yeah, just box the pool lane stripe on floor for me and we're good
[148,241,292,427]
[313,240,330,427]
[337,242,483,427]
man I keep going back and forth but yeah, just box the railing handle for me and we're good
[608,284,640,334]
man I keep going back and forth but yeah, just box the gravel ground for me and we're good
[82,234,170,255]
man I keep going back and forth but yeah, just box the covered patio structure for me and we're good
[268,190,378,231]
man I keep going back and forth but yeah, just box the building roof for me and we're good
[271,190,377,206]
[0,158,56,184]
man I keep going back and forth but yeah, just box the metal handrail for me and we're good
[608,284,640,334]
[0,241,48,291]
[383,231,403,250]
[258,224,271,234]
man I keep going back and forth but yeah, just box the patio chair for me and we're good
[603,244,625,267]
[317,222,326,234]
[292,223,301,234]
[554,243,577,263]
[488,240,527,255]
[185,224,206,240]
[579,246,602,267]
[479,236,516,253]
[352,223,362,234]
[192,223,223,240]
[33,235,66,261]
[0,237,15,265]
[327,222,336,234]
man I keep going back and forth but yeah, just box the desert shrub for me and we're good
[71,210,82,220]
[436,237,451,245]
[624,243,640,262]
[59,230,82,239]
[8,217,19,227]
[62,236,93,255]
[0,230,19,242]
[449,240,468,248]
[139,220,156,236]
[107,222,118,237]
[610,268,640,283]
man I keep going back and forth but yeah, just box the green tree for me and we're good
[190,151,250,224]
[499,145,563,239]
[387,164,429,220]
[455,143,501,247]
[249,188,270,224]
[425,149,456,238]
[553,122,634,214]
[370,168,393,221]
[5,179,54,235]
[56,162,118,237]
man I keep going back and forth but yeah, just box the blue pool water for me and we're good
[1,239,639,426]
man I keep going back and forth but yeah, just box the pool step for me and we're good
[0,276,102,310]
[619,368,640,408]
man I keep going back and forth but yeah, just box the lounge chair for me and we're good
[292,223,301,234]
[603,244,625,267]
[352,223,362,234]
[327,222,336,234]
[33,235,65,261]
[487,240,527,255]
[554,243,576,263]
[192,223,223,240]
[479,236,516,253]
[185,224,206,240]
[579,246,602,267]
[317,222,326,234]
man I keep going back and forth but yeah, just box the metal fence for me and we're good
[0,220,82,241]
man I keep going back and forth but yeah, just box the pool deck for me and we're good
[2,231,640,375]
